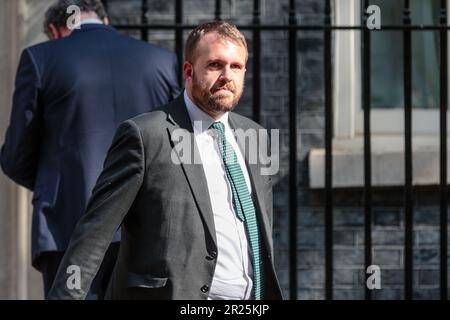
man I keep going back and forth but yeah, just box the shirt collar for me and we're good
[183,90,229,135]
[80,18,103,26]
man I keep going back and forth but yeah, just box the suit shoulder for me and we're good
[125,97,181,137]
[27,41,53,52]
[230,112,266,130]
[25,40,57,60]
[127,109,167,129]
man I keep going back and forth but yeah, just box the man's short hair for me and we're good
[185,21,248,63]
[44,0,107,37]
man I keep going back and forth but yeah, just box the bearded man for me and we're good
[47,21,283,300]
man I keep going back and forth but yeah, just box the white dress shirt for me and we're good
[184,90,253,300]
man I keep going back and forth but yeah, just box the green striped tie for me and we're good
[210,121,264,300]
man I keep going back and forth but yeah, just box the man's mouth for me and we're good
[212,86,234,94]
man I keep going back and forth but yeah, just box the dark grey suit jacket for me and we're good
[47,94,283,300]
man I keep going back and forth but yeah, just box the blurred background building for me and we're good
[0,0,449,300]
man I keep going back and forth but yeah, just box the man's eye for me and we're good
[209,62,221,68]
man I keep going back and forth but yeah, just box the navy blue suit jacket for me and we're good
[0,24,180,269]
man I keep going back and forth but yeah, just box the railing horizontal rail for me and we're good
[112,24,450,31]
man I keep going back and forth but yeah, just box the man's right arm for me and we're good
[0,48,42,190]
[47,120,145,299]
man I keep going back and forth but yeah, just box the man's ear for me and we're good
[48,24,72,39]
[48,23,61,39]
[103,17,109,25]
[183,61,194,81]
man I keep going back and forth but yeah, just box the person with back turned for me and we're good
[0,0,180,299]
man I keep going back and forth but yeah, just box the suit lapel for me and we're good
[163,96,271,250]
[228,113,272,250]
[165,95,217,246]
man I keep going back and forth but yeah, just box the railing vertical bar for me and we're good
[215,0,222,20]
[363,0,373,301]
[102,0,108,12]
[324,0,334,301]
[175,0,183,84]
[288,0,298,300]
[252,0,261,123]
[141,0,149,42]
[403,0,413,301]
[439,0,448,301]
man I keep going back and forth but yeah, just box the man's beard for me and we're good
[191,73,244,114]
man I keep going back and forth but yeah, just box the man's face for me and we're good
[184,32,247,119]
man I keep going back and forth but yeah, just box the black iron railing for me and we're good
[102,0,449,300]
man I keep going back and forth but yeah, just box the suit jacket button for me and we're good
[206,251,217,261]
[201,285,209,293]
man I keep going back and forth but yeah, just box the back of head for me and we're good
[44,0,107,38]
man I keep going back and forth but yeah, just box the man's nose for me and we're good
[219,66,232,82]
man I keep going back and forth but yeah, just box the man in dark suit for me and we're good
[47,20,282,300]
[0,0,180,299]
